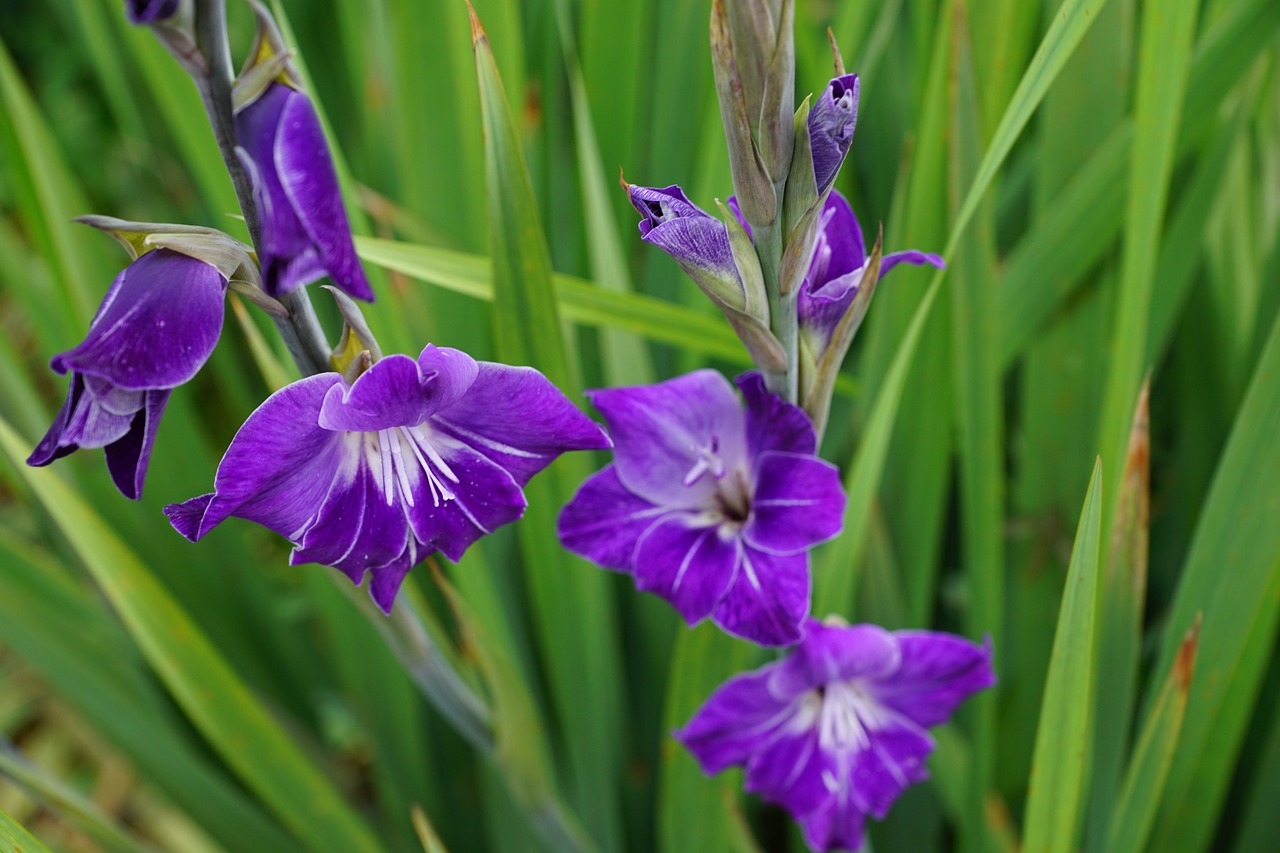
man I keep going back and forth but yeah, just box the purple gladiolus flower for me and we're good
[809,74,859,196]
[27,248,227,499]
[234,82,373,302]
[626,183,741,296]
[558,370,845,646]
[125,0,180,23]
[677,619,995,852]
[801,191,944,347]
[165,345,610,612]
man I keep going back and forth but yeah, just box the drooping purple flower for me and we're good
[626,183,742,297]
[558,370,845,646]
[165,345,609,612]
[809,74,860,196]
[677,619,995,852]
[800,191,944,348]
[125,0,181,23]
[234,82,373,302]
[27,248,227,499]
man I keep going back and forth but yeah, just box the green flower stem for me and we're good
[191,0,330,376]
[756,203,799,403]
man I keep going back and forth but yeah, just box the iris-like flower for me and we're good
[27,248,227,499]
[234,81,373,302]
[125,0,181,24]
[165,344,609,612]
[558,370,845,646]
[808,74,860,197]
[677,618,995,852]
[800,191,943,349]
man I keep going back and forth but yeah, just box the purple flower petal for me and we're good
[736,371,816,458]
[743,722,829,815]
[771,621,900,697]
[288,449,413,584]
[237,83,372,301]
[873,632,996,728]
[743,452,845,555]
[882,250,946,278]
[401,432,527,562]
[318,346,478,432]
[808,74,859,196]
[275,87,373,301]
[712,548,810,646]
[840,715,935,818]
[557,465,669,571]
[587,370,747,510]
[675,663,793,774]
[125,0,180,24]
[632,513,739,625]
[51,249,226,390]
[797,794,868,853]
[164,373,347,541]
[434,361,610,486]
[103,388,171,500]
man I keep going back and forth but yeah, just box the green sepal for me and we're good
[324,285,383,377]
[233,0,303,113]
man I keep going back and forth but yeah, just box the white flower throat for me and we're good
[683,434,750,523]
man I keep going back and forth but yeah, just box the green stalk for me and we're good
[756,200,798,402]
[191,0,330,376]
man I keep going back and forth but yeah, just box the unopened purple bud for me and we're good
[235,82,373,301]
[808,74,859,196]
[626,183,744,307]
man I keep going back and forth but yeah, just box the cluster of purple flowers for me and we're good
[564,28,991,849]
[26,3,993,851]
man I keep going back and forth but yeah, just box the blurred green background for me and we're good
[0,0,1278,851]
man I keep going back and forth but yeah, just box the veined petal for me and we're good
[51,249,226,390]
[632,513,738,625]
[103,388,171,500]
[318,347,478,432]
[743,452,846,554]
[872,632,996,728]
[713,548,810,646]
[628,184,742,298]
[236,83,327,298]
[808,74,859,196]
[164,373,347,541]
[770,622,900,697]
[557,465,668,571]
[275,85,374,301]
[839,715,935,819]
[401,429,527,562]
[743,720,829,815]
[368,541,422,614]
[796,787,869,853]
[588,370,747,510]
[737,372,817,458]
[27,376,86,467]
[434,361,610,486]
[290,440,412,583]
[675,664,796,774]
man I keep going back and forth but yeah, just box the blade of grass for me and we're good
[1022,458,1103,853]
[471,10,625,851]
[1085,379,1150,851]
[1145,308,1280,852]
[1094,0,1199,522]
[0,806,53,853]
[0,419,384,853]
[1102,618,1199,853]
[947,8,1004,853]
